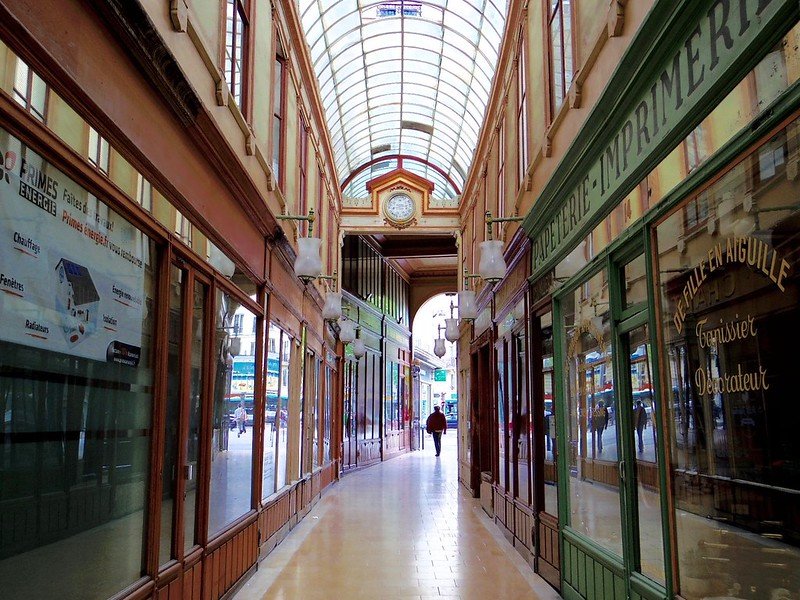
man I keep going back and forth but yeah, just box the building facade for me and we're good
[458,1,800,599]
[0,1,346,598]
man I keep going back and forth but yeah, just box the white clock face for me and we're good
[386,193,415,222]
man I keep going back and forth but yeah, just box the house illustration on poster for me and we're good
[55,258,100,345]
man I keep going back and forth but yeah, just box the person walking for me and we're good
[234,403,247,438]
[633,400,648,453]
[425,405,447,456]
[591,400,609,453]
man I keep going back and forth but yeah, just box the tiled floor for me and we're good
[234,436,561,600]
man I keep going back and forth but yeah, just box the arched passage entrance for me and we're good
[412,293,459,455]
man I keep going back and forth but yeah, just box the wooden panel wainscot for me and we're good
[202,521,257,600]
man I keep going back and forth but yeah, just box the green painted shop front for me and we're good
[523,1,800,598]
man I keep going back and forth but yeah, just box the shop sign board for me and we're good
[530,0,792,276]
[671,235,788,397]
[0,128,145,366]
[434,368,447,382]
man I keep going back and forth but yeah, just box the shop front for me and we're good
[523,1,800,598]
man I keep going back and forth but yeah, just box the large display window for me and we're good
[562,273,623,558]
[207,289,255,536]
[0,131,156,599]
[655,115,800,599]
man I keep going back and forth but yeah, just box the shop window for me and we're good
[185,281,207,552]
[12,57,47,122]
[312,359,321,469]
[208,289,254,536]
[548,0,573,115]
[324,364,332,463]
[87,126,110,175]
[263,323,284,497]
[655,115,800,599]
[539,313,558,514]
[224,0,249,111]
[562,277,623,557]
[496,340,508,491]
[513,329,531,503]
[272,50,286,191]
[159,266,185,565]
[0,127,156,598]
[276,332,293,489]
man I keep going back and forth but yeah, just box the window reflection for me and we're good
[657,116,800,598]
[207,290,253,536]
[184,281,206,552]
[0,217,156,598]
[564,279,623,557]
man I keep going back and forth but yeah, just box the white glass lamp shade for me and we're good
[338,319,356,343]
[433,337,446,358]
[295,237,323,281]
[352,337,366,358]
[458,290,477,321]
[479,240,507,283]
[322,292,343,320]
[444,318,459,342]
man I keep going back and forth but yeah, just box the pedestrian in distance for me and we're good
[234,403,247,437]
[591,400,609,453]
[633,400,648,453]
[425,405,447,456]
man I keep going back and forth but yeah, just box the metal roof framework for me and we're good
[298,0,507,199]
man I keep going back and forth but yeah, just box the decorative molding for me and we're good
[245,129,256,156]
[608,0,627,38]
[543,133,553,158]
[569,75,582,109]
[169,0,188,32]
[215,74,229,107]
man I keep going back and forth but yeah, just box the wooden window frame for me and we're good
[545,0,575,120]
[223,0,251,115]
[272,46,287,192]
[12,58,48,123]
[516,30,529,191]
[87,125,110,175]
[299,115,309,216]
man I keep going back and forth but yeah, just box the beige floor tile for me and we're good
[233,437,560,600]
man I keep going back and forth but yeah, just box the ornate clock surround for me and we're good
[365,168,434,229]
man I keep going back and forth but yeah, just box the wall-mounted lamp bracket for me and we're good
[277,207,316,237]
[485,210,524,240]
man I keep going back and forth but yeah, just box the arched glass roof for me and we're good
[298,0,508,199]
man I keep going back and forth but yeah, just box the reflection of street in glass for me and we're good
[583,421,658,463]
[208,426,253,536]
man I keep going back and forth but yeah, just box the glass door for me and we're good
[614,250,668,595]
[616,318,666,586]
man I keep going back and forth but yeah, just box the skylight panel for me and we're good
[299,0,507,193]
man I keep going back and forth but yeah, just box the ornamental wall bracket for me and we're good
[569,75,583,109]
[170,0,189,32]
[608,0,627,38]
[245,129,256,156]
[543,132,553,158]
[215,74,229,107]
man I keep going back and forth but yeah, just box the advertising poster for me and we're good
[0,129,145,366]
[231,356,255,394]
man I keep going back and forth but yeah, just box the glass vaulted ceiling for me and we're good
[299,0,507,200]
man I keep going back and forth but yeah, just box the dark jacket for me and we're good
[426,411,447,434]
